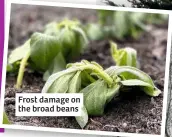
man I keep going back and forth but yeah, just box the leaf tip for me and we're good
[152,87,161,97]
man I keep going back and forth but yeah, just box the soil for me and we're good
[5,4,168,135]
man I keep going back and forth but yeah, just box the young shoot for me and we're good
[110,41,137,67]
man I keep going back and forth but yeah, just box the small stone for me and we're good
[122,123,127,128]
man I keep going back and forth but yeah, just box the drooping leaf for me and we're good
[8,39,31,64]
[106,83,121,104]
[68,26,87,60]
[120,79,152,87]
[106,66,161,96]
[120,79,161,96]
[81,80,107,115]
[42,60,108,94]
[47,72,75,93]
[72,26,88,47]
[58,27,76,59]
[81,80,120,115]
[44,22,60,36]
[42,67,79,93]
[142,86,161,97]
[106,66,154,84]
[75,106,88,128]
[43,52,66,81]
[30,32,61,71]
[68,71,81,93]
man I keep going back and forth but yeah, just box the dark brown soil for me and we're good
[5,4,168,135]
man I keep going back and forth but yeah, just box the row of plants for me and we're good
[7,11,167,89]
[4,10,167,127]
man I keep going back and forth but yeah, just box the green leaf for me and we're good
[85,23,104,41]
[106,66,154,85]
[81,80,107,115]
[44,20,88,61]
[81,80,120,115]
[120,79,152,87]
[68,27,87,60]
[43,52,66,81]
[8,39,31,64]
[113,12,128,39]
[120,79,161,96]
[30,32,61,71]
[44,22,60,36]
[106,66,161,96]
[106,83,121,104]
[47,72,75,93]
[58,27,76,59]
[68,71,81,93]
[3,112,10,124]
[42,67,79,93]
[72,26,88,46]
[110,41,137,67]
[75,106,88,128]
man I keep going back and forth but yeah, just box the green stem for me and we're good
[78,64,113,86]
[15,51,30,89]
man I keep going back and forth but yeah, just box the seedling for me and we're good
[42,60,161,128]
[85,11,167,41]
[110,41,137,67]
[7,19,88,89]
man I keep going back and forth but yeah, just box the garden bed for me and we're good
[5,4,168,134]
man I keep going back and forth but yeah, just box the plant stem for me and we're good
[15,51,30,89]
[78,64,113,86]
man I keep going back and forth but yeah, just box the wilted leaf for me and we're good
[42,67,79,93]
[81,80,107,115]
[44,22,59,36]
[68,71,81,93]
[106,66,161,96]
[8,39,30,64]
[43,52,66,81]
[75,106,88,128]
[106,66,154,85]
[81,80,120,115]
[47,72,75,93]
[30,32,61,71]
